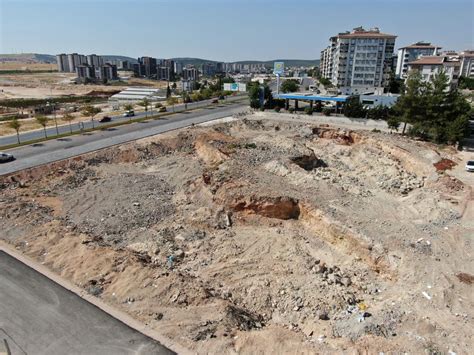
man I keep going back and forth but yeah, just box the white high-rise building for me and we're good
[459,50,474,78]
[320,27,396,95]
[395,42,441,78]
[319,46,333,79]
[174,61,183,75]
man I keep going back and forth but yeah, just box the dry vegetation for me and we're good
[1,114,473,354]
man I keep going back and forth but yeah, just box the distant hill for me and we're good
[0,54,320,68]
[101,55,138,64]
[0,53,56,63]
[172,57,320,68]
[171,57,216,67]
[234,59,320,68]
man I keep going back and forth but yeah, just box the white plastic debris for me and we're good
[422,291,432,300]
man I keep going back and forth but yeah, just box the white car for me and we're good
[466,160,474,172]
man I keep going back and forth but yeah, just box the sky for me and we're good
[0,0,473,61]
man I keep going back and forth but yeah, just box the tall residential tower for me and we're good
[320,27,396,94]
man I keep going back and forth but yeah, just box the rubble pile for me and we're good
[0,114,472,354]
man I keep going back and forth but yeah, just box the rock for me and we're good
[340,277,352,287]
[328,273,341,284]
[318,311,329,320]
[314,264,327,274]
[175,249,185,258]
[155,312,164,320]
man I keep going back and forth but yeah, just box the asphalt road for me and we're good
[0,95,245,147]
[0,251,174,355]
[0,101,248,176]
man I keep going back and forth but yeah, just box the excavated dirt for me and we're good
[1,114,473,354]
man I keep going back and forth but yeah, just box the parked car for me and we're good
[158,107,167,112]
[465,160,474,172]
[123,110,134,117]
[99,116,112,123]
[0,152,15,163]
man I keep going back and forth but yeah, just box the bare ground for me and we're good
[0,113,473,354]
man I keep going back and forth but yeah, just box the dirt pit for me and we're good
[1,114,473,354]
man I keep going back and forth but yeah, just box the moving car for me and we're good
[0,152,15,163]
[466,160,474,172]
[123,110,134,117]
[158,107,167,112]
[99,116,112,123]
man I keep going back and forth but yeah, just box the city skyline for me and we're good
[1,0,473,61]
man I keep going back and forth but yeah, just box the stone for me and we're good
[318,311,329,320]
[340,277,352,287]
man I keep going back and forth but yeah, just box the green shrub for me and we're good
[288,107,295,113]
[244,143,257,149]
[323,108,332,116]
[304,107,313,115]
[274,106,281,113]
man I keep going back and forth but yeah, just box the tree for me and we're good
[394,69,471,145]
[62,113,75,133]
[82,105,101,128]
[248,82,274,109]
[281,79,299,93]
[138,98,150,117]
[8,118,21,144]
[318,77,333,88]
[343,96,366,118]
[166,85,171,98]
[124,103,134,111]
[387,116,400,132]
[458,76,474,90]
[387,72,404,94]
[35,115,49,138]
[392,70,428,134]
[171,82,177,90]
[167,96,178,112]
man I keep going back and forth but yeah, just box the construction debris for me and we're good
[0,113,472,354]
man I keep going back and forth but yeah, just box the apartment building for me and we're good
[67,53,87,73]
[76,63,118,83]
[459,50,474,78]
[56,54,70,72]
[407,55,460,89]
[136,56,157,78]
[319,46,333,79]
[158,66,171,81]
[183,67,199,81]
[86,54,104,68]
[57,53,105,73]
[201,62,216,77]
[395,42,441,78]
[174,61,183,75]
[320,27,396,95]
[158,59,175,80]
[76,64,96,82]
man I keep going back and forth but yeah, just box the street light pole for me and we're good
[53,103,59,136]
[47,101,59,136]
